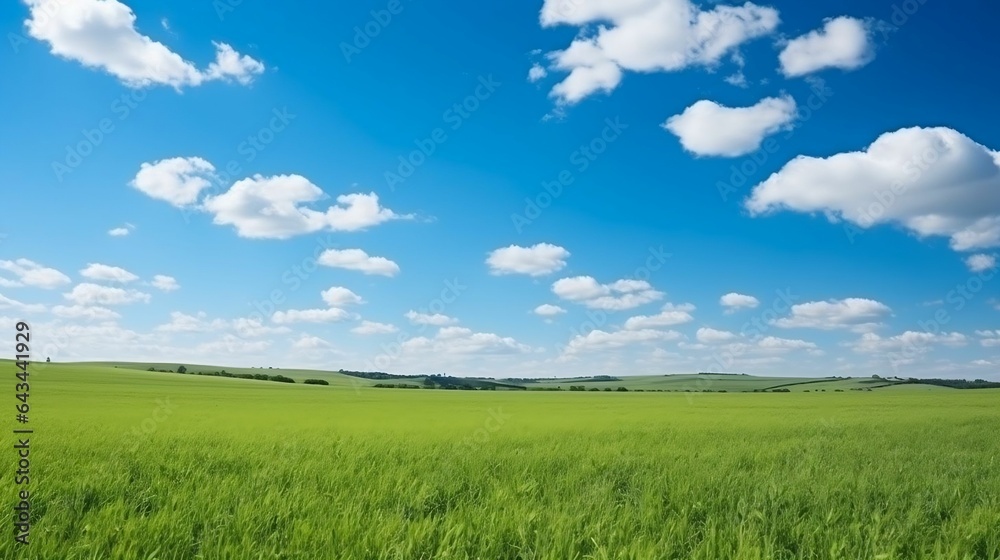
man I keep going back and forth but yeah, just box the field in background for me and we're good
[4,361,999,559]
[82,361,926,393]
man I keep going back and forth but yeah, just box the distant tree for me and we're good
[177,365,188,374]
[304,379,330,386]
[46,357,51,363]
[422,377,436,388]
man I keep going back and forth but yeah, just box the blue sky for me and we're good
[1,0,998,378]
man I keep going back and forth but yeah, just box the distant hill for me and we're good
[47,362,1000,392]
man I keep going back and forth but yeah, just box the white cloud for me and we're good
[201,174,408,239]
[563,328,682,356]
[852,331,968,353]
[966,254,997,273]
[720,292,760,312]
[202,42,265,85]
[0,293,45,313]
[108,223,135,237]
[779,17,875,78]
[130,157,216,207]
[552,276,663,310]
[757,336,818,351]
[151,275,180,292]
[774,298,891,332]
[321,287,364,307]
[403,327,532,355]
[351,321,398,335]
[539,0,780,104]
[324,193,411,232]
[271,308,354,325]
[405,311,458,326]
[664,95,797,157]
[487,243,570,276]
[976,330,1000,347]
[155,311,226,333]
[63,283,151,306]
[24,0,263,88]
[0,259,71,289]
[746,127,1000,252]
[231,317,289,338]
[534,304,567,317]
[80,263,139,283]
[623,302,695,329]
[51,304,120,321]
[196,335,271,355]
[292,334,331,350]
[696,327,738,344]
[318,249,400,277]
[528,63,548,82]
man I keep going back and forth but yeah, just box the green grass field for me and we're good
[5,361,999,559]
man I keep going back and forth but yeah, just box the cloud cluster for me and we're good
[537,0,780,104]
[0,259,71,289]
[487,243,570,276]
[552,276,663,311]
[130,158,411,240]
[24,0,264,88]
[773,298,891,332]
[747,127,1000,252]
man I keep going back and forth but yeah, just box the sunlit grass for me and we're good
[4,362,999,559]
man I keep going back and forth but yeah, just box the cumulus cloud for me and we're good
[24,0,263,88]
[487,243,570,276]
[292,334,332,350]
[852,331,967,353]
[131,160,410,239]
[538,0,779,104]
[0,259,71,289]
[720,292,760,312]
[663,95,797,157]
[318,249,400,277]
[51,304,121,321]
[130,157,216,207]
[0,293,45,314]
[202,175,408,239]
[552,276,663,310]
[774,298,891,332]
[757,336,818,351]
[528,63,548,82]
[351,321,398,335]
[966,254,997,273]
[402,327,532,355]
[623,302,695,329]
[155,311,227,333]
[405,311,458,326]
[196,335,271,355]
[696,327,738,344]
[779,17,875,77]
[151,275,180,292]
[976,330,1000,347]
[534,304,567,317]
[321,287,364,307]
[80,263,139,283]
[746,127,1000,252]
[64,283,151,306]
[271,308,354,325]
[108,223,135,237]
[563,328,682,356]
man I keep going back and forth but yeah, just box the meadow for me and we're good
[4,361,999,559]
